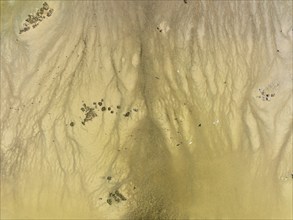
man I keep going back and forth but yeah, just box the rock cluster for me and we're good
[107,190,127,205]
[78,99,140,126]
[257,89,275,101]
[257,83,279,102]
[80,102,97,125]
[19,2,54,34]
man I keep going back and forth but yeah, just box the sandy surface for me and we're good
[1,0,292,219]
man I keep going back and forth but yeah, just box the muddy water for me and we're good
[1,1,292,219]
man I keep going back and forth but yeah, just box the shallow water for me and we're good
[1,0,292,219]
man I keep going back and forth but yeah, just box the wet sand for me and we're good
[1,0,292,219]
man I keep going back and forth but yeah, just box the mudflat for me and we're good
[1,1,292,219]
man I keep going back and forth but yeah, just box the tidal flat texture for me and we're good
[1,0,292,219]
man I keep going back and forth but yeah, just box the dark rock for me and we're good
[43,2,49,10]
[47,9,54,17]
[124,112,130,117]
[106,199,112,205]
[115,190,127,201]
